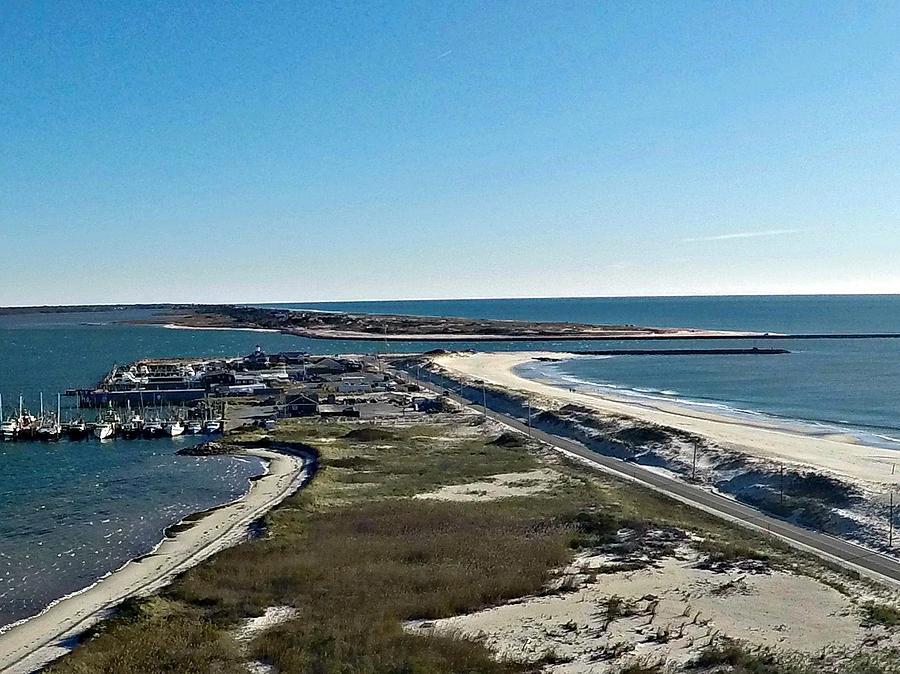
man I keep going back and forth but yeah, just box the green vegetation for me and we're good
[47,415,890,674]
[690,640,900,674]
[861,601,900,627]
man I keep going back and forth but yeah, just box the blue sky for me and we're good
[2,1,900,305]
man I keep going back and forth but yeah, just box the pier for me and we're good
[571,347,790,356]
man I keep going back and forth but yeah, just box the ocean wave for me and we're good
[522,358,900,451]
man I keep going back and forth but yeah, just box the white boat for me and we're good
[37,394,63,440]
[94,421,115,440]
[93,409,120,440]
[1,417,18,439]
[203,419,222,434]
[36,416,61,441]
[186,420,203,434]
[164,419,184,437]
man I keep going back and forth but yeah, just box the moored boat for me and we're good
[93,409,120,440]
[36,416,61,441]
[120,414,144,439]
[94,421,114,440]
[163,418,184,437]
[36,394,63,441]
[203,419,223,434]
[143,417,164,438]
[1,417,18,440]
[65,418,87,439]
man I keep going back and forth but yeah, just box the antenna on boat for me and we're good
[40,392,44,418]
[57,393,61,424]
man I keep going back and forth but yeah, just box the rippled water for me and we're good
[3,297,900,629]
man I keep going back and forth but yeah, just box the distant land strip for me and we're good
[569,348,790,355]
[4,303,900,341]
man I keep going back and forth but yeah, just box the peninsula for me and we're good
[142,304,763,341]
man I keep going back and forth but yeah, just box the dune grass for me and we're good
[45,414,875,674]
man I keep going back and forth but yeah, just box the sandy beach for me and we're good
[0,448,307,674]
[432,352,900,490]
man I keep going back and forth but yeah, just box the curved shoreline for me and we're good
[517,359,900,448]
[432,351,900,490]
[0,448,308,674]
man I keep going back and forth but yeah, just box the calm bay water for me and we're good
[266,294,900,334]
[2,296,900,630]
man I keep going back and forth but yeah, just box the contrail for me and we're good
[682,228,807,243]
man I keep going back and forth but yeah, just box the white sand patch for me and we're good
[246,663,275,674]
[414,469,563,502]
[408,552,876,673]
[233,605,298,643]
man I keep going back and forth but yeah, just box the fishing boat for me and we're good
[1,417,18,440]
[163,418,185,437]
[93,409,120,440]
[203,419,223,434]
[186,420,203,434]
[36,415,61,441]
[143,416,164,438]
[36,394,63,441]
[65,418,87,439]
[17,413,38,440]
[120,408,144,439]
[93,420,115,440]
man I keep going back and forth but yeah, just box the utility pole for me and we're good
[481,381,487,415]
[890,492,895,549]
[779,463,785,507]
[526,398,532,437]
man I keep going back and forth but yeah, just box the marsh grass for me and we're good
[47,415,864,674]
[48,600,246,674]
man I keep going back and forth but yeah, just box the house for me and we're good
[317,372,390,394]
[279,390,319,417]
[305,357,348,376]
[276,351,307,365]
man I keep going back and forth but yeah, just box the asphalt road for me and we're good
[396,368,900,590]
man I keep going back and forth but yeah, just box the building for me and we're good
[278,390,319,417]
[306,357,348,376]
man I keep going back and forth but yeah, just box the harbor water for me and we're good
[3,296,900,629]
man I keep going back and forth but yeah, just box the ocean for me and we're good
[2,296,900,630]
[271,296,900,445]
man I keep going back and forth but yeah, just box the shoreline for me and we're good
[282,328,763,341]
[520,358,900,449]
[159,323,281,334]
[0,448,308,674]
[432,352,900,490]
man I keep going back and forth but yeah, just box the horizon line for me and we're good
[4,290,900,310]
